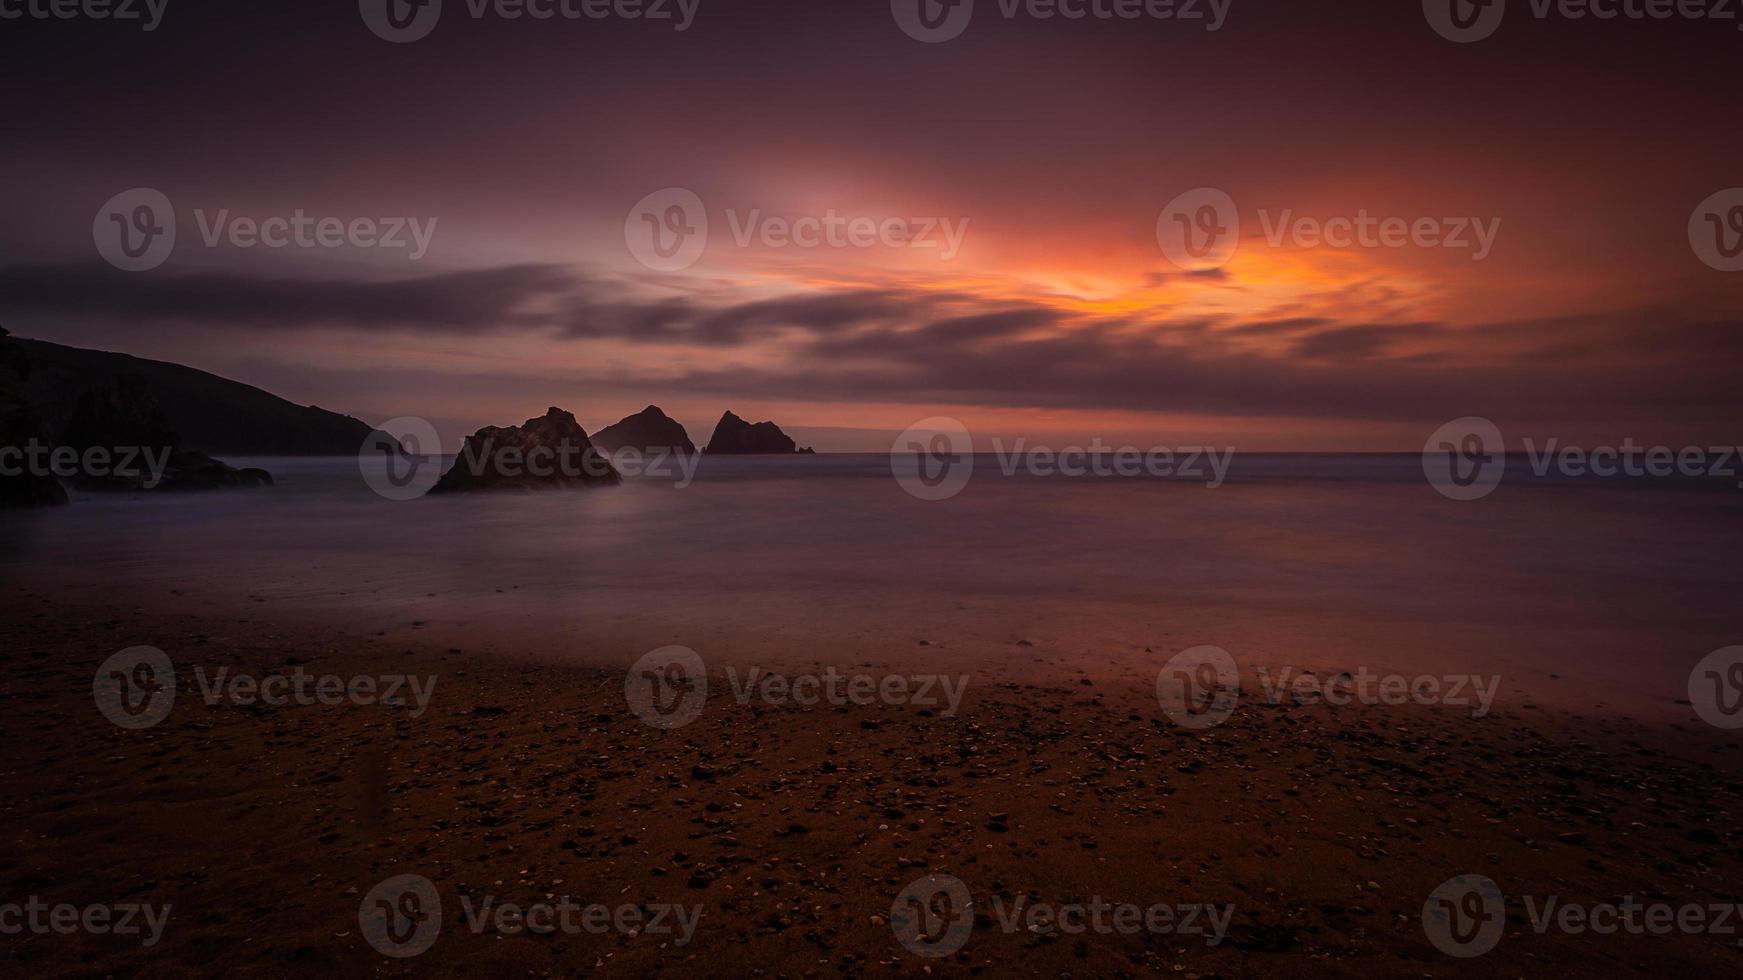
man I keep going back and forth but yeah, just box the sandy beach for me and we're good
[6,589,1741,978]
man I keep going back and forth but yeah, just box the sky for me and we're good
[1,0,1740,450]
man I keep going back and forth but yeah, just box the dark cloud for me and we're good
[3,261,1738,432]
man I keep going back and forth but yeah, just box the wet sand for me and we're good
[5,591,1741,978]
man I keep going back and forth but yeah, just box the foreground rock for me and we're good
[0,326,68,508]
[428,407,620,494]
[703,410,815,454]
[590,405,696,456]
[61,375,273,491]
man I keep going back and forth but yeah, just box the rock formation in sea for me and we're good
[0,326,70,508]
[590,405,696,456]
[702,411,814,454]
[60,375,274,491]
[427,407,621,494]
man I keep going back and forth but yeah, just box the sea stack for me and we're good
[428,407,620,493]
[591,405,696,456]
[703,411,813,454]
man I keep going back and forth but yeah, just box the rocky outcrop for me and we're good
[16,336,397,456]
[591,405,696,455]
[427,407,620,494]
[703,411,813,455]
[60,375,273,491]
[0,326,69,509]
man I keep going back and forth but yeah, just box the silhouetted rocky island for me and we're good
[703,411,815,455]
[428,407,620,494]
[590,405,695,456]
